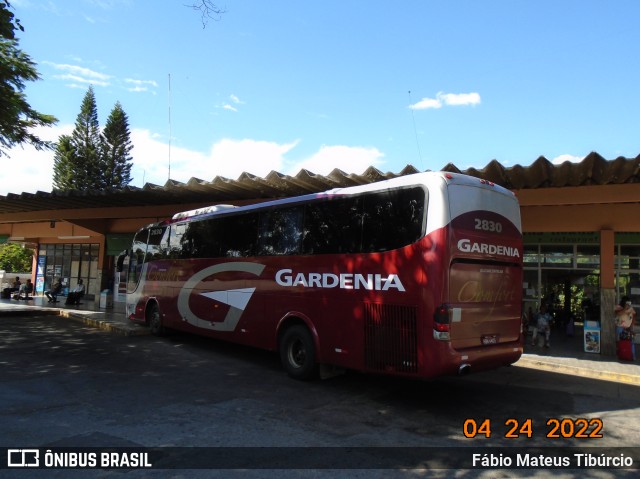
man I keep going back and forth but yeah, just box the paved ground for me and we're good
[0,298,640,479]
[1,310,639,479]
[1,295,638,385]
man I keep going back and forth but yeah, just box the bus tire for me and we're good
[279,325,318,380]
[148,303,164,336]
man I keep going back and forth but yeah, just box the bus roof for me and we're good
[171,204,237,220]
[152,171,514,227]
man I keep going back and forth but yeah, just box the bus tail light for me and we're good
[433,303,451,341]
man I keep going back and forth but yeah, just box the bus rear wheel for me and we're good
[148,303,164,336]
[280,325,318,380]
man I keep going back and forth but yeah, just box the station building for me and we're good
[1,152,638,355]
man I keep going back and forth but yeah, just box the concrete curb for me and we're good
[60,311,150,337]
[0,308,60,317]
[516,356,640,386]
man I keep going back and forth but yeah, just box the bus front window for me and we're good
[127,229,149,293]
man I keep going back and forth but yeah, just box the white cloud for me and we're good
[125,79,158,87]
[551,154,583,165]
[409,97,443,110]
[86,0,131,9]
[206,138,299,178]
[130,132,300,185]
[124,78,159,93]
[288,145,384,175]
[129,134,385,186]
[2,128,387,194]
[439,92,481,106]
[1,124,73,195]
[43,62,158,94]
[409,91,481,110]
[221,94,245,112]
[44,62,111,83]
[54,73,110,87]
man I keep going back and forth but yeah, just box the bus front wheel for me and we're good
[279,325,318,380]
[148,303,164,336]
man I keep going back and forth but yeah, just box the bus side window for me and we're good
[168,223,186,259]
[219,213,258,257]
[303,196,362,254]
[362,187,426,252]
[132,236,147,267]
[259,207,303,256]
[170,215,259,260]
[127,229,149,293]
[183,218,221,258]
[176,221,204,258]
[147,226,169,260]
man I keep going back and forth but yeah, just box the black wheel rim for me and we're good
[288,339,306,369]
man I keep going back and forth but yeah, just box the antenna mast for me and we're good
[168,73,172,181]
[408,90,424,170]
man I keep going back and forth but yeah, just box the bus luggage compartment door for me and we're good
[447,262,521,349]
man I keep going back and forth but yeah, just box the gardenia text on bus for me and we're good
[275,269,406,292]
[457,239,520,258]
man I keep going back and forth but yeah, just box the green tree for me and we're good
[71,85,101,188]
[53,86,103,191]
[0,0,57,157]
[54,88,134,191]
[52,134,76,189]
[101,101,133,189]
[0,243,33,272]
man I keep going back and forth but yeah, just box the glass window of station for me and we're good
[615,233,640,308]
[522,233,601,325]
[37,243,100,298]
[523,232,640,324]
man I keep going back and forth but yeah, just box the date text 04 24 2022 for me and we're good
[463,418,604,439]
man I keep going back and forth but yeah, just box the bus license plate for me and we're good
[481,335,498,345]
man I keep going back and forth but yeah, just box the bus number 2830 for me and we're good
[475,219,502,233]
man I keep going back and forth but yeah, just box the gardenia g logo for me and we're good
[177,262,266,332]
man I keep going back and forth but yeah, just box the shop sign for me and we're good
[524,232,599,244]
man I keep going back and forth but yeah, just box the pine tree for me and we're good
[70,86,101,189]
[52,134,76,190]
[53,87,102,191]
[101,101,133,189]
[53,87,134,191]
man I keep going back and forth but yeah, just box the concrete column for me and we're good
[599,230,616,356]
[600,289,617,356]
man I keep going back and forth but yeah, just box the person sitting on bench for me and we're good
[45,278,62,303]
[65,279,85,305]
[3,276,20,299]
[16,279,33,300]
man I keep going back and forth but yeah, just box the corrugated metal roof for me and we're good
[1,153,638,215]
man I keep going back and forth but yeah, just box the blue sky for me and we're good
[3,0,640,194]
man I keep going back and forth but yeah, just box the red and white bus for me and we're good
[126,171,523,380]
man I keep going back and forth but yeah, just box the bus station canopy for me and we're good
[0,152,638,216]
